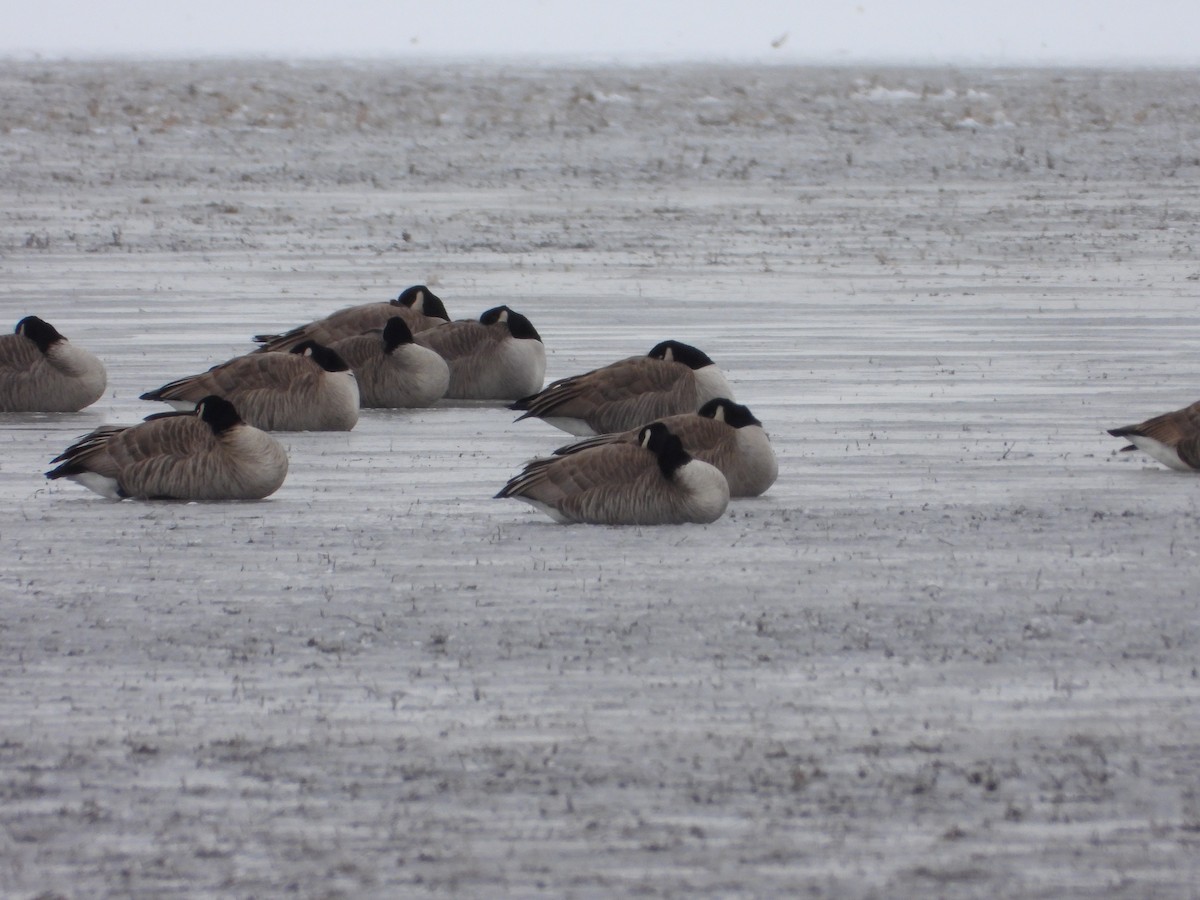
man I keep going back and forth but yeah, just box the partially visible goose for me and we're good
[0,316,107,412]
[415,305,545,400]
[252,284,450,352]
[46,396,288,500]
[509,340,733,436]
[1109,400,1200,471]
[140,341,359,431]
[554,398,778,497]
[495,421,730,525]
[331,317,449,408]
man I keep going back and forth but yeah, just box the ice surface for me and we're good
[1,60,1199,897]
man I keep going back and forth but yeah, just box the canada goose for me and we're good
[1109,400,1200,471]
[0,316,107,412]
[140,341,359,431]
[509,340,733,436]
[252,284,450,352]
[330,317,450,408]
[495,421,729,525]
[554,398,778,497]
[415,306,545,400]
[45,395,288,500]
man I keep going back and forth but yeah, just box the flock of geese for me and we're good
[3,286,781,525]
[7,286,1195,523]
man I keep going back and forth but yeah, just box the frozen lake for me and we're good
[1,60,1199,897]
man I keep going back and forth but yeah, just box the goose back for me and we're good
[0,317,107,412]
[331,319,449,407]
[496,424,729,524]
[141,345,359,431]
[511,355,710,435]
[554,400,778,496]
[252,285,450,352]
[415,306,545,400]
[46,397,288,500]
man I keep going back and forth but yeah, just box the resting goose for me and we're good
[45,396,288,500]
[0,316,107,412]
[252,284,450,352]
[509,340,733,436]
[415,305,545,400]
[140,341,359,432]
[331,317,450,408]
[554,398,778,497]
[1109,400,1200,471]
[495,421,729,525]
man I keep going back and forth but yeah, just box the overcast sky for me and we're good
[5,0,1199,65]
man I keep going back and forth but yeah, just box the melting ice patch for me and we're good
[955,110,1014,129]
[853,85,991,103]
[854,85,921,102]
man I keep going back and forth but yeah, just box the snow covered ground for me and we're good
[1,60,1198,897]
